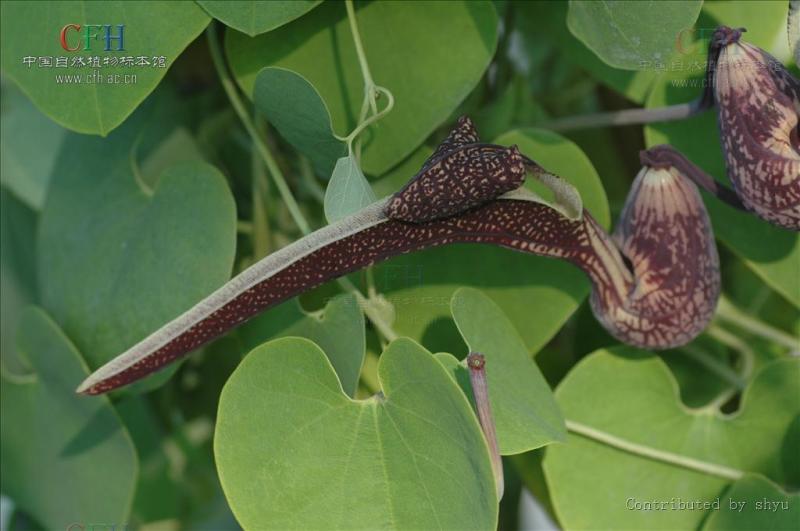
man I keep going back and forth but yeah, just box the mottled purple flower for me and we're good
[709,26,800,230]
[590,147,720,348]
[77,123,720,395]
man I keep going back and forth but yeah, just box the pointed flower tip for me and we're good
[467,352,486,371]
[456,115,474,127]
[75,379,93,395]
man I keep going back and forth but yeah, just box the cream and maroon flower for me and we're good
[709,26,800,230]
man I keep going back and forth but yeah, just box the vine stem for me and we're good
[345,0,378,115]
[544,98,708,132]
[207,23,400,345]
[206,24,311,235]
[714,296,799,353]
[706,325,755,382]
[338,277,399,343]
[251,113,272,258]
[702,325,756,410]
[565,420,745,481]
[679,344,746,391]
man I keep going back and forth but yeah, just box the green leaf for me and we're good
[0,190,38,375]
[324,154,376,223]
[226,0,498,174]
[0,1,210,135]
[253,67,345,176]
[440,288,566,454]
[0,307,138,529]
[543,349,800,529]
[0,82,64,210]
[371,128,609,355]
[197,0,321,36]
[215,337,497,529]
[644,7,800,308]
[566,0,703,70]
[37,107,237,383]
[238,293,366,397]
[703,475,799,530]
[517,1,657,104]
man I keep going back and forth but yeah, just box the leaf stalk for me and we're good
[714,297,799,353]
[565,420,745,482]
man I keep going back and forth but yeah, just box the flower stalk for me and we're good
[467,353,504,500]
[544,98,709,132]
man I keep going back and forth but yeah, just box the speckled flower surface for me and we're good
[711,26,800,230]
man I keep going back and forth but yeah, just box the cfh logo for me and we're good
[59,24,125,52]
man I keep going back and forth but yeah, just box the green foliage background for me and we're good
[1,1,798,530]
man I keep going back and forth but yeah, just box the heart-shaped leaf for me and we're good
[0,307,138,529]
[371,128,609,355]
[436,288,566,454]
[253,67,345,176]
[644,7,799,308]
[567,0,703,70]
[543,349,800,529]
[226,0,498,174]
[0,1,210,135]
[215,337,497,530]
[324,154,376,223]
[238,293,366,397]
[37,106,237,384]
[197,1,321,36]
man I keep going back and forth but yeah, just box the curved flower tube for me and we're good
[709,26,800,230]
[77,121,719,395]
